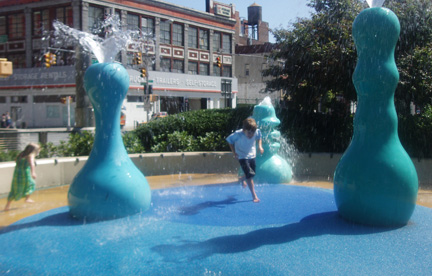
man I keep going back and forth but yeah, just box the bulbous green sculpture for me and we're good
[252,98,292,184]
[333,7,418,226]
[68,63,151,220]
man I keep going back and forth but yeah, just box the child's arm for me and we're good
[258,139,264,155]
[28,155,37,180]
[228,144,238,159]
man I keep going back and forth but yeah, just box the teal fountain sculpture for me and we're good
[55,19,152,220]
[252,97,293,184]
[333,2,418,226]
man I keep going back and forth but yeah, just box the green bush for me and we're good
[398,106,432,159]
[57,131,94,157]
[196,132,227,151]
[3,104,432,160]
[276,109,354,153]
[0,148,19,162]
[122,131,145,153]
[39,142,59,158]
[134,107,253,152]
[151,131,197,152]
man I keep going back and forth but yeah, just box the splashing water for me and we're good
[53,15,141,63]
[366,0,385,8]
[258,96,273,106]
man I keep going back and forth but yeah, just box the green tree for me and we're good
[264,0,432,115]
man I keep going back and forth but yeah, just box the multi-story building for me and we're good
[0,0,238,129]
[235,42,280,105]
[232,3,280,105]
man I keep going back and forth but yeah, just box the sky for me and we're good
[163,0,313,42]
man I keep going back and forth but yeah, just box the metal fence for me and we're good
[0,129,83,151]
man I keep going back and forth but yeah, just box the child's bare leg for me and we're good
[25,195,35,203]
[4,200,12,211]
[240,176,247,188]
[246,178,260,203]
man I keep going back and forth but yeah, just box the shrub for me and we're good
[134,107,253,152]
[122,131,145,153]
[0,148,19,162]
[57,131,94,157]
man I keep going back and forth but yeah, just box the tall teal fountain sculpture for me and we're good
[333,3,418,226]
[55,19,152,220]
[252,97,292,184]
[68,63,151,220]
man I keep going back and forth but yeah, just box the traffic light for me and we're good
[50,54,56,66]
[0,58,12,77]
[43,53,57,67]
[216,56,221,67]
[140,68,146,78]
[135,52,142,64]
[44,53,51,68]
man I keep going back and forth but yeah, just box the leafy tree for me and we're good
[264,0,432,115]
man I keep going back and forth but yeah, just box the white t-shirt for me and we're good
[226,129,262,159]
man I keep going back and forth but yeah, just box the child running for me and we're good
[4,142,41,211]
[226,118,264,203]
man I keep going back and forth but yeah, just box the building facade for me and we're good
[235,43,280,105]
[232,3,280,106]
[0,0,238,129]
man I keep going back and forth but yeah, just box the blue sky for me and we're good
[163,0,313,42]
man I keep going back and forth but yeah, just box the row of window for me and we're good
[160,59,232,77]
[0,95,76,104]
[125,10,231,53]
[0,6,73,38]
[1,5,232,51]
[1,4,233,76]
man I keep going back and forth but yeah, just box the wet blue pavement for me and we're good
[1,184,431,275]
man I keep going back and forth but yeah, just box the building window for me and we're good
[199,63,209,75]
[56,7,73,27]
[188,62,198,75]
[222,65,232,77]
[199,29,209,50]
[46,106,60,119]
[34,95,75,103]
[88,6,104,35]
[213,65,221,76]
[222,34,231,54]
[188,27,198,48]
[142,17,154,36]
[0,16,5,36]
[173,59,184,73]
[127,95,144,102]
[8,13,25,39]
[172,23,183,46]
[160,58,171,72]
[213,32,221,52]
[0,96,6,103]
[160,20,171,44]
[245,64,250,76]
[7,54,26,69]
[10,96,27,103]
[127,14,139,32]
[33,10,49,36]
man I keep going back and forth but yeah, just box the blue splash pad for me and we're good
[1,184,431,275]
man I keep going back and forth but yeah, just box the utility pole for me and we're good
[74,45,93,128]
[135,33,155,123]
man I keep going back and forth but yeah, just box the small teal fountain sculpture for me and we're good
[55,18,152,220]
[334,1,418,226]
[252,97,293,184]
